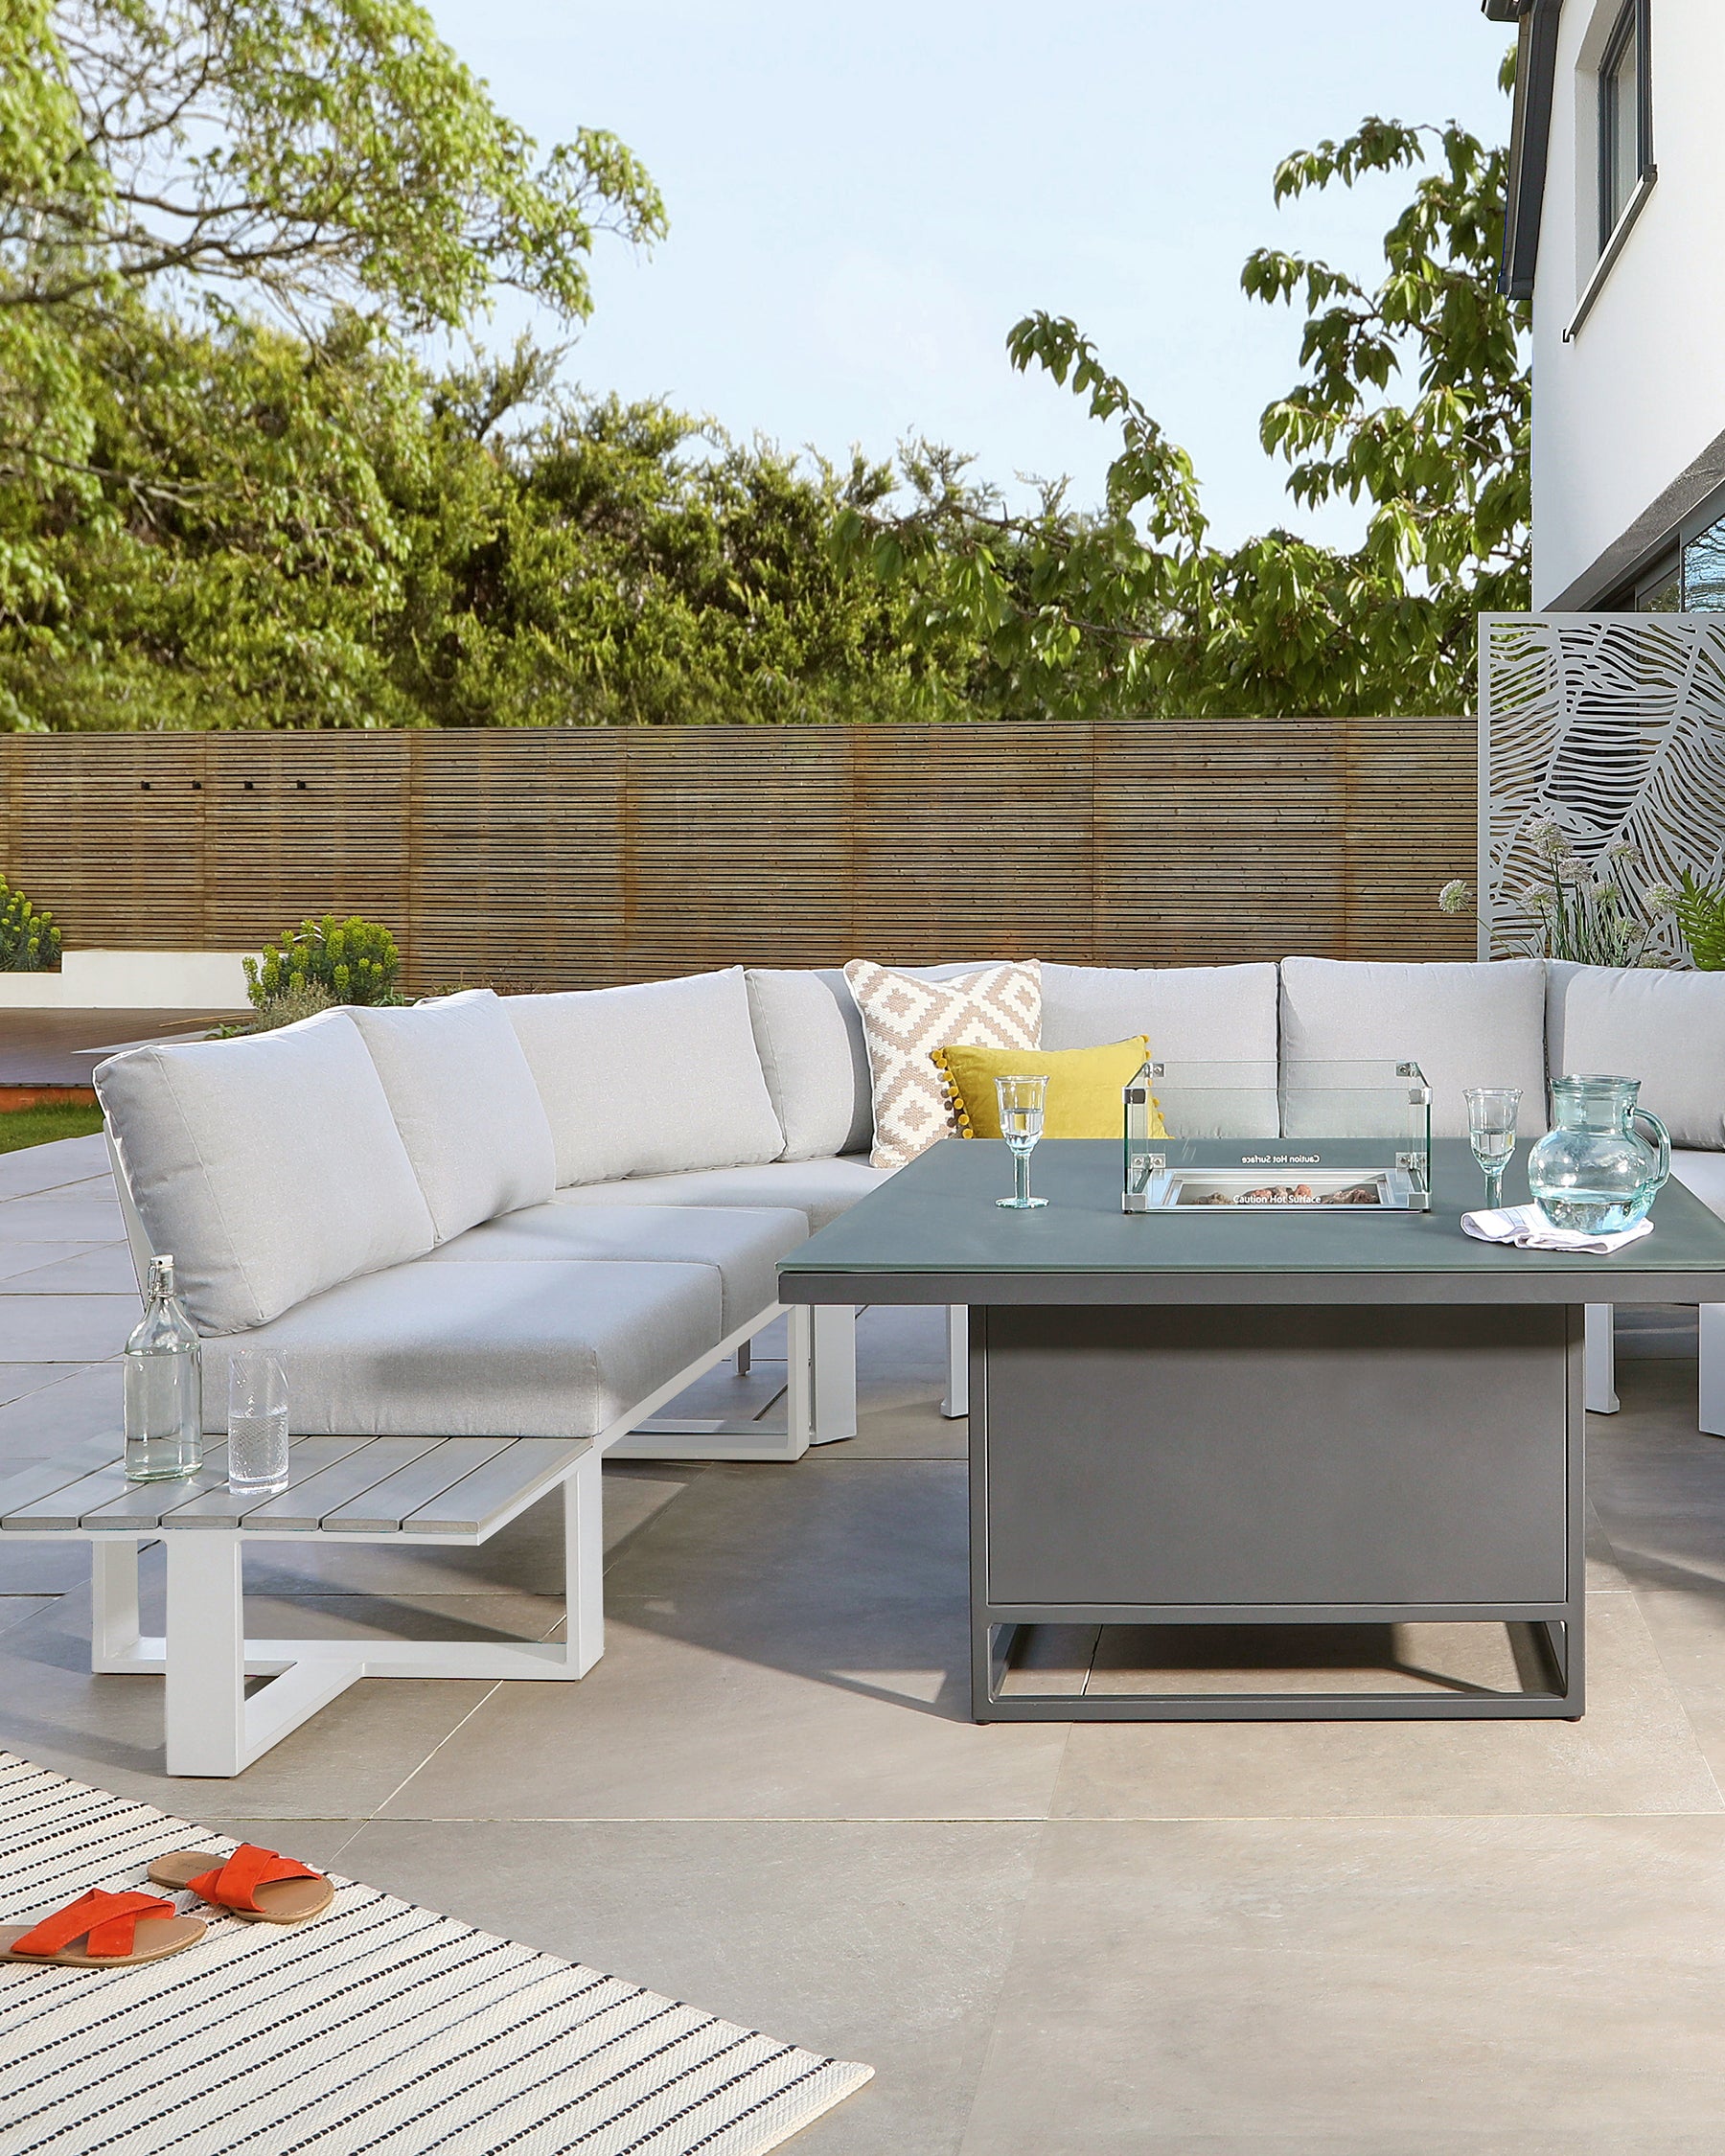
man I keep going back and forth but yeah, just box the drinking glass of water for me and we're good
[1464,1087,1522,1212]
[995,1073,1049,1210]
[227,1350,289,1496]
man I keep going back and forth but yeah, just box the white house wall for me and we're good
[1531,0,1725,606]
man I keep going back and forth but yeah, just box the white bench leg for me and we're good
[165,1534,247,1778]
[811,1303,858,1445]
[1702,1304,1725,1437]
[566,1451,605,1675]
[90,1540,141,1671]
[1585,1304,1620,1415]
[941,1305,969,1419]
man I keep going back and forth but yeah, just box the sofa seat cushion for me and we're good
[550,1155,888,1233]
[506,968,785,1187]
[94,1013,435,1338]
[197,1258,721,1440]
[1549,964,1725,1151]
[1278,957,1550,1140]
[1673,1151,1725,1225]
[425,1203,807,1333]
[348,990,557,1243]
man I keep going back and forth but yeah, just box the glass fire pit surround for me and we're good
[1122,1059,1433,1214]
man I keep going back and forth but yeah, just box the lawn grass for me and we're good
[0,1101,106,1154]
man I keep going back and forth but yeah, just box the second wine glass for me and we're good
[1464,1086,1522,1212]
[995,1073,1049,1210]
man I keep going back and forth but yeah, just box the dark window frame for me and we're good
[1598,0,1654,255]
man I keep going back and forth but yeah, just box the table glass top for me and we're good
[781,1137,1725,1282]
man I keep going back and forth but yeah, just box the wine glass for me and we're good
[1464,1087,1522,1212]
[995,1074,1049,1210]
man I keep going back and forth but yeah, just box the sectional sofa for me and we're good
[92,952,1725,1657]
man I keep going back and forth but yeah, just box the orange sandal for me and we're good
[148,1845,334,1925]
[0,1887,205,1967]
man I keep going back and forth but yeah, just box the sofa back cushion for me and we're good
[507,967,785,1186]
[1040,962,1280,1136]
[746,962,1018,1163]
[746,970,872,1161]
[1278,957,1549,1139]
[94,1012,436,1336]
[1548,963,1725,1149]
[347,991,557,1242]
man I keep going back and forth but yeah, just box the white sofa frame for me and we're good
[1585,1297,1725,1434]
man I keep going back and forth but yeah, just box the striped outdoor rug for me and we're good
[0,1754,871,2155]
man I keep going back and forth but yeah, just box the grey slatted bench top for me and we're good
[0,1434,588,1540]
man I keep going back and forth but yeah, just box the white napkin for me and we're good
[1460,1203,1653,1255]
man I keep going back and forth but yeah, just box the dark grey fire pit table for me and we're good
[778,1137,1725,1724]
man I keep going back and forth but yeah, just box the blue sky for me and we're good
[426,1,1511,550]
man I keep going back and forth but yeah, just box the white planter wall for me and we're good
[0,951,255,1010]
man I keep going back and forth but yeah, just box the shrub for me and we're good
[1673,870,1725,971]
[245,916,402,1009]
[0,878,61,972]
[239,982,340,1034]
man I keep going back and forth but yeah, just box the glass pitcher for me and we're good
[1528,1074,1670,1236]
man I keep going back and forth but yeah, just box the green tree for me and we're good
[837,84,1530,719]
[0,303,953,729]
[0,0,663,706]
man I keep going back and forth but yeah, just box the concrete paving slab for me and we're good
[336,1817,1041,2156]
[960,1815,1725,2153]
[0,1295,136,1361]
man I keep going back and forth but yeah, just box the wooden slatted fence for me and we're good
[0,720,1476,988]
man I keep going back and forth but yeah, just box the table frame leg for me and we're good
[90,1540,141,1671]
[566,1448,605,1676]
[941,1305,969,1419]
[164,1534,250,1778]
[1585,1303,1619,1414]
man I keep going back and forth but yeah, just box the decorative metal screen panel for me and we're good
[1479,613,1725,960]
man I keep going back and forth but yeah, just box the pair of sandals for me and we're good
[0,1845,333,1967]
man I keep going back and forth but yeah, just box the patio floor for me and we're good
[4,1133,1725,2151]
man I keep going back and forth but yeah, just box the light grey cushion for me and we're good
[1673,1150,1725,1223]
[426,1202,806,1332]
[199,1258,721,1439]
[94,1013,435,1338]
[1278,957,1550,1140]
[506,968,785,1186]
[1041,961,1280,1137]
[746,964,1009,1163]
[747,970,872,1161]
[551,1154,888,1233]
[1548,964,1725,1150]
[347,990,557,1242]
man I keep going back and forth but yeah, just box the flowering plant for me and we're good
[1439,822,1678,966]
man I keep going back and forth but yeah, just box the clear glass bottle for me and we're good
[124,1255,203,1482]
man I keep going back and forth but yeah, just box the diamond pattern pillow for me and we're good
[843,960,1042,1170]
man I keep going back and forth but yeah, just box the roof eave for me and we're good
[1484,0,1564,301]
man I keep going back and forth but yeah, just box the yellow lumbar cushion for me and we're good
[930,1037,1166,1140]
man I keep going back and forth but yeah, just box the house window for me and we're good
[1635,558,1680,612]
[1684,516,1725,613]
[1598,0,1651,251]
